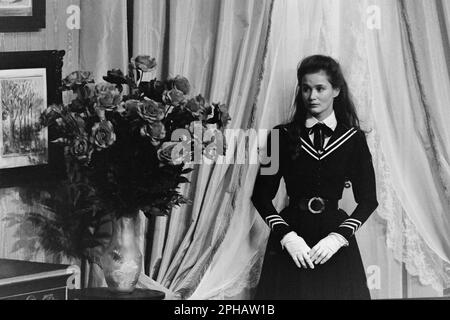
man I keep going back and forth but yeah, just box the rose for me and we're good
[164,108,197,132]
[71,113,87,133]
[201,105,214,123]
[162,88,186,107]
[139,79,166,102]
[185,99,200,114]
[157,141,187,165]
[76,83,96,101]
[91,120,116,150]
[217,103,231,129]
[69,136,92,163]
[138,99,166,123]
[167,76,191,95]
[164,107,196,134]
[185,95,205,114]
[131,55,157,72]
[103,69,128,85]
[202,103,230,128]
[40,104,62,124]
[63,71,94,90]
[140,121,166,142]
[70,83,96,113]
[123,99,141,119]
[95,83,123,108]
[202,127,225,160]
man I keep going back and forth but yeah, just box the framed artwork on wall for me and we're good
[0,0,46,32]
[0,67,48,170]
[0,50,65,188]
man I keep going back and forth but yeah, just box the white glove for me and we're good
[280,232,314,269]
[310,233,348,265]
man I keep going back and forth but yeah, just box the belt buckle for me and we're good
[308,197,326,214]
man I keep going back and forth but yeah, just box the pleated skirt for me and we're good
[255,206,370,300]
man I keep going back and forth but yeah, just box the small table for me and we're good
[70,288,165,300]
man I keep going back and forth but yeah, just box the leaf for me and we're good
[11,239,32,253]
[93,232,111,239]
[2,215,23,228]
[143,209,168,219]
[81,239,103,249]
[181,168,194,174]
[2,213,23,221]
[177,176,190,184]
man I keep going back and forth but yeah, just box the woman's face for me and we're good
[301,70,340,121]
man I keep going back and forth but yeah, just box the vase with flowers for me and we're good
[32,55,230,293]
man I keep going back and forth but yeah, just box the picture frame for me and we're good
[0,0,46,32]
[0,50,65,188]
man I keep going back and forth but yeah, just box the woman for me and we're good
[251,55,378,300]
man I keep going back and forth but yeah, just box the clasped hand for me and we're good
[281,232,314,269]
[281,232,347,268]
[309,233,347,265]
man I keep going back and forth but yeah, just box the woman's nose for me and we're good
[309,89,318,100]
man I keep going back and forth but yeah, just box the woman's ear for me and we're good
[332,88,340,98]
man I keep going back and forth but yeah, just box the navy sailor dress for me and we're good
[251,122,378,300]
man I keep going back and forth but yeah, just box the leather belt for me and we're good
[297,197,338,214]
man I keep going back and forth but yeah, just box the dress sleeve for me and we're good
[251,126,293,241]
[335,130,379,240]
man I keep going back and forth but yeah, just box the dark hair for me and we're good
[288,55,359,135]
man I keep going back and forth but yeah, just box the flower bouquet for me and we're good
[41,55,230,220]
[17,56,230,290]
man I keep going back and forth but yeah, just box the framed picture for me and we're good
[0,0,46,32]
[0,50,65,188]
[0,67,48,170]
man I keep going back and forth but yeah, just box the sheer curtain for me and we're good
[79,0,129,81]
[133,0,274,299]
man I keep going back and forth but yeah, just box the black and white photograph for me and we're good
[0,0,449,309]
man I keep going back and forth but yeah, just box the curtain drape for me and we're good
[133,0,274,299]
[79,0,129,81]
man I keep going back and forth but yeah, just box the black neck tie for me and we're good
[309,123,333,152]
